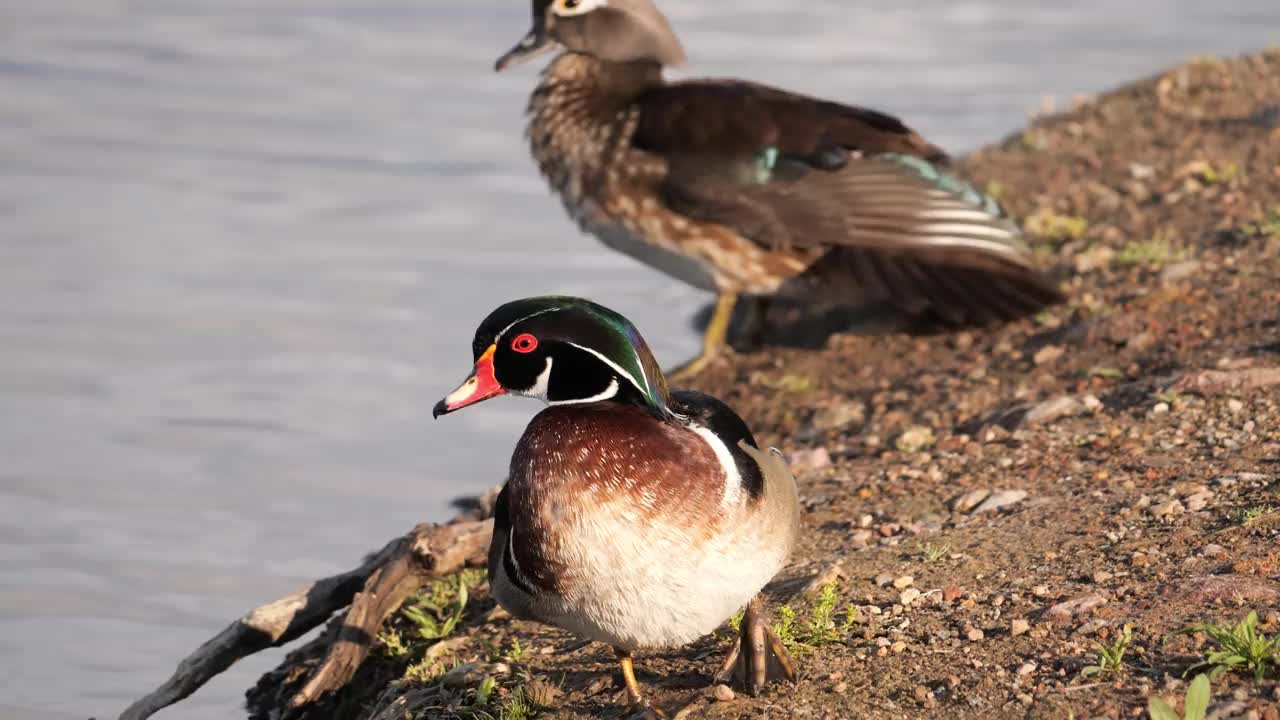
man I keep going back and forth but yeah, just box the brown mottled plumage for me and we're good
[497,0,1064,373]
[500,400,739,599]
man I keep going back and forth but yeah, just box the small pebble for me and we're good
[1152,402,1171,416]
[953,488,991,513]
[790,447,832,472]
[1033,345,1065,365]
[913,685,930,702]
[832,681,849,694]
[943,585,963,603]
[1227,398,1245,413]
[891,640,907,653]
[1092,570,1114,583]
[900,588,922,606]
[1011,619,1031,637]
[1150,499,1185,519]
[973,490,1028,514]
[1201,543,1228,558]
[1024,395,1085,425]
[1031,585,1051,598]
[712,684,735,702]
[1186,491,1213,512]
[1017,662,1037,676]
[1161,260,1202,283]
[1045,594,1108,624]
[893,575,915,590]
[966,627,985,642]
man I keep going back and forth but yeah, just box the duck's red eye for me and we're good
[510,333,539,354]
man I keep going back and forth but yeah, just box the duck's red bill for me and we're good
[433,345,506,418]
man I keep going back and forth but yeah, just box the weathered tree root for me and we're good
[120,515,493,720]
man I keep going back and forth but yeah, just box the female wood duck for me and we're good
[495,0,1064,375]
[433,296,800,716]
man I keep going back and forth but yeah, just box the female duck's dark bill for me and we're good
[433,345,506,418]
[494,23,556,71]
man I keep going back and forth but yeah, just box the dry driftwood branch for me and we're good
[288,519,492,709]
[120,517,493,720]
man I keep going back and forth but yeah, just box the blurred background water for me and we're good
[0,1,1276,718]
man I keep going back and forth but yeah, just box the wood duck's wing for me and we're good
[632,81,1062,322]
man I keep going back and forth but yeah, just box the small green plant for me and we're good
[771,582,859,654]
[378,627,410,657]
[1025,208,1089,241]
[402,574,475,641]
[773,604,800,650]
[1156,391,1185,404]
[1198,161,1239,186]
[473,675,499,707]
[774,373,817,393]
[804,582,843,645]
[403,655,448,684]
[504,638,527,663]
[1082,623,1133,677]
[1148,673,1210,720]
[918,541,951,563]
[727,608,744,634]
[1237,506,1273,528]
[1115,229,1185,267]
[842,603,863,632]
[473,686,538,720]
[1034,309,1060,327]
[1086,366,1126,380]
[1020,129,1046,150]
[1238,208,1280,238]
[1176,611,1279,682]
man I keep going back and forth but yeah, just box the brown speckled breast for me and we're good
[526,54,812,295]
[504,403,727,595]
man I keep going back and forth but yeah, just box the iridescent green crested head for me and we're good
[456,295,671,416]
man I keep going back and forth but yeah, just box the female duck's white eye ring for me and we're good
[553,0,606,16]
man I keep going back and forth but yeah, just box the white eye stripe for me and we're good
[564,341,651,402]
[552,0,608,17]
[496,307,562,347]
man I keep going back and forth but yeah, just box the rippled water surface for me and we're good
[1,1,1276,717]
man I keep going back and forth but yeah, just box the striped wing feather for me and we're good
[631,84,1063,323]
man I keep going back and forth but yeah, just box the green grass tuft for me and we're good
[917,541,951,563]
[473,686,539,720]
[378,627,410,657]
[1082,623,1133,677]
[771,582,860,655]
[1237,506,1273,528]
[1176,611,1279,683]
[1025,209,1089,241]
[1115,229,1185,267]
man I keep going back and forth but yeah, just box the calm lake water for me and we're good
[1,1,1276,718]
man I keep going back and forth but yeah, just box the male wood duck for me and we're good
[433,296,800,717]
[495,0,1064,375]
